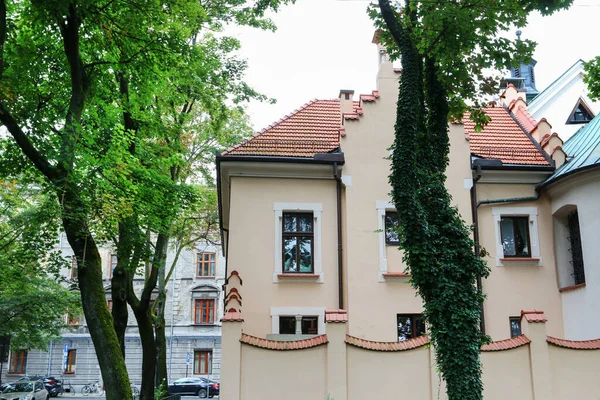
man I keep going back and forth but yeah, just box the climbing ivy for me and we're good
[372,1,572,399]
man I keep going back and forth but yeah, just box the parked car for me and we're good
[0,375,63,398]
[0,376,45,392]
[167,377,219,398]
[0,380,49,400]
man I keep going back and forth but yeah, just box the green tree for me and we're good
[0,1,290,398]
[372,1,571,399]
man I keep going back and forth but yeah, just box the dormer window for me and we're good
[567,98,595,124]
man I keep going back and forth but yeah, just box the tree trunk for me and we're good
[63,189,132,400]
[133,309,157,400]
[155,282,168,390]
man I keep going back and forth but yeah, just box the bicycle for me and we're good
[61,381,75,396]
[131,384,140,397]
[81,381,104,396]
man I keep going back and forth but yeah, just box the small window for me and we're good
[9,350,27,374]
[385,211,400,245]
[510,317,522,338]
[194,350,212,375]
[567,211,585,285]
[282,212,314,273]
[109,254,118,278]
[70,256,78,280]
[279,316,318,335]
[197,253,216,277]
[279,316,296,334]
[65,349,77,374]
[500,216,530,257]
[107,300,113,312]
[397,314,425,341]
[194,299,215,325]
[567,99,595,124]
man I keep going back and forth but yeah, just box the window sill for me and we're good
[6,372,26,375]
[382,272,411,281]
[275,273,323,283]
[499,257,541,266]
[195,276,216,279]
[192,323,217,327]
[559,283,586,293]
[64,372,75,375]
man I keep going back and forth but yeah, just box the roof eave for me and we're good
[217,151,345,165]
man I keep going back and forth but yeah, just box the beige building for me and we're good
[216,38,600,399]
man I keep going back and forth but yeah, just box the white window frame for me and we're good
[376,200,396,281]
[270,307,326,335]
[273,202,323,283]
[492,207,541,266]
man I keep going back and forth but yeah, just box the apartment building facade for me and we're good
[1,234,225,389]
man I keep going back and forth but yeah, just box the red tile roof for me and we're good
[481,335,531,352]
[240,333,328,351]
[223,99,344,158]
[521,309,547,323]
[547,336,600,350]
[221,311,244,322]
[345,334,429,351]
[464,107,550,165]
[325,309,348,323]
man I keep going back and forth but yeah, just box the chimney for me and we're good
[339,89,355,114]
[372,31,396,92]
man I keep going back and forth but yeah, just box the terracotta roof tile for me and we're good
[521,309,547,323]
[345,334,430,351]
[223,99,343,158]
[547,336,600,350]
[481,335,531,352]
[221,311,244,322]
[513,106,538,133]
[240,333,328,351]
[464,107,550,165]
[325,309,348,323]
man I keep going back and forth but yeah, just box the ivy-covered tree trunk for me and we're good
[155,269,169,390]
[61,190,132,400]
[379,1,489,399]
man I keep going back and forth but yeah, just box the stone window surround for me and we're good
[270,307,326,335]
[492,206,541,266]
[191,285,219,325]
[376,200,406,282]
[273,202,323,283]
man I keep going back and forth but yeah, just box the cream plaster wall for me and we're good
[549,345,600,399]
[481,346,533,400]
[476,184,563,339]
[240,345,326,400]
[547,169,600,340]
[227,176,339,337]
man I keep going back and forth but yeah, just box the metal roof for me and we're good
[543,114,600,185]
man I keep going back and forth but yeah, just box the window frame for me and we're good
[193,350,212,375]
[270,307,326,335]
[282,212,315,274]
[70,256,78,280]
[109,254,118,278]
[8,349,27,374]
[566,98,595,125]
[384,211,400,245]
[273,203,323,283]
[196,252,216,277]
[567,210,586,285]
[492,207,541,266]
[194,299,216,325]
[509,316,522,338]
[397,314,425,342]
[64,349,77,374]
[499,216,532,258]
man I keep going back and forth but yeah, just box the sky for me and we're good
[228,0,600,131]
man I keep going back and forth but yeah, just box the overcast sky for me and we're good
[229,0,600,131]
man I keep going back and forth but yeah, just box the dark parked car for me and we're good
[167,377,219,398]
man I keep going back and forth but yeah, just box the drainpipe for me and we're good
[333,163,344,310]
[470,165,486,335]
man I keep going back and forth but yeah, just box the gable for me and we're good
[566,98,595,124]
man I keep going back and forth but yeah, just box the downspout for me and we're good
[216,153,229,301]
[470,165,485,335]
[333,162,344,310]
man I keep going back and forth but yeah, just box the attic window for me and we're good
[567,98,595,124]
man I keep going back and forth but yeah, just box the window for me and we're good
[567,99,595,124]
[385,211,400,245]
[567,211,585,285]
[107,300,113,312]
[282,212,314,273]
[109,254,118,278]
[70,256,78,280]
[65,349,77,374]
[66,313,80,326]
[500,216,531,257]
[9,350,27,374]
[397,314,425,342]
[194,350,212,375]
[197,253,216,277]
[278,316,318,335]
[510,317,522,338]
[194,299,215,325]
